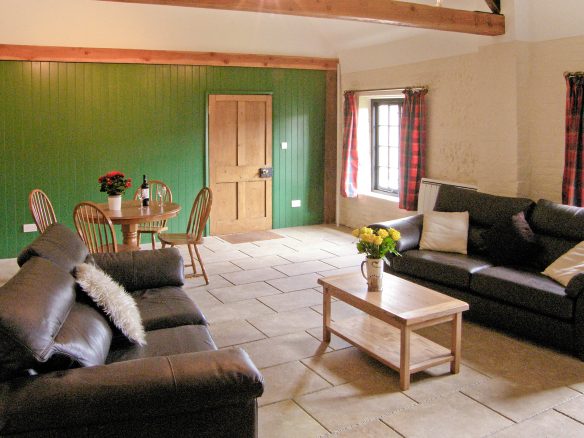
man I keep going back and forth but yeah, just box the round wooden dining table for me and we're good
[96,200,181,247]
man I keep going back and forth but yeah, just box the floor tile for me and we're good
[461,377,581,422]
[274,260,336,276]
[201,249,252,264]
[382,392,513,438]
[220,267,286,285]
[209,281,282,303]
[280,249,337,263]
[248,308,323,337]
[183,288,223,309]
[259,400,328,438]
[208,319,265,348]
[491,409,584,438]
[555,395,584,423]
[296,373,415,431]
[183,274,233,290]
[202,260,242,276]
[258,289,324,312]
[201,298,275,324]
[258,361,332,407]
[0,258,18,286]
[321,254,364,269]
[305,327,353,350]
[311,300,365,321]
[240,331,329,369]
[239,244,298,258]
[231,255,291,270]
[323,420,401,437]
[268,273,323,292]
[318,266,361,277]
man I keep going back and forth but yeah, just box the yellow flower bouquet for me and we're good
[352,227,401,259]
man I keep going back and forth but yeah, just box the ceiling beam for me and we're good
[0,44,338,70]
[99,0,505,36]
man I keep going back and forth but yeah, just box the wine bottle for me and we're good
[141,175,150,207]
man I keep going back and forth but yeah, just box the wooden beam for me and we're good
[0,44,338,71]
[485,0,501,14]
[100,0,505,36]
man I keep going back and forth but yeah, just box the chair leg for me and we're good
[151,233,156,250]
[186,243,199,278]
[161,241,167,249]
[194,244,209,285]
[136,231,142,250]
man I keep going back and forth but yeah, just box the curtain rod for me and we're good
[344,86,428,94]
[565,71,584,78]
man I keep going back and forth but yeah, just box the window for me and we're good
[371,99,402,195]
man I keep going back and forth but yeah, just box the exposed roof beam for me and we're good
[485,0,501,14]
[99,0,505,36]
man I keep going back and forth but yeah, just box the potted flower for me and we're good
[98,171,132,210]
[352,226,401,291]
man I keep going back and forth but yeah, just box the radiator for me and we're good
[417,178,478,213]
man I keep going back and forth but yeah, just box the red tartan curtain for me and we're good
[563,73,584,206]
[341,91,359,198]
[399,88,428,210]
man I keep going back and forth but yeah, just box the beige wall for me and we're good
[338,35,584,229]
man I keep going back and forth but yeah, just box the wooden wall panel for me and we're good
[0,61,326,257]
[324,69,338,223]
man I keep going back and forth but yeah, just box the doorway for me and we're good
[208,94,273,235]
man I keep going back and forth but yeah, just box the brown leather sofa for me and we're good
[0,223,264,437]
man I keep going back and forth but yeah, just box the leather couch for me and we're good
[0,223,264,437]
[372,185,584,359]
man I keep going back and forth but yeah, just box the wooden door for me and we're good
[209,95,272,235]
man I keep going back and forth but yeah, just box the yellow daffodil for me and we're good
[377,228,389,239]
[389,228,401,241]
[360,227,373,235]
[373,236,383,245]
[352,228,360,237]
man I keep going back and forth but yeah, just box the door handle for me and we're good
[259,167,273,178]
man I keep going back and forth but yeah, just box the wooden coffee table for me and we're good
[318,272,469,390]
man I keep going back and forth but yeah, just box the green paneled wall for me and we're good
[0,61,326,258]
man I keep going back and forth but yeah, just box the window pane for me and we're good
[378,126,389,146]
[389,105,400,126]
[378,104,388,122]
[389,147,399,167]
[377,167,389,189]
[389,127,400,148]
[377,147,389,167]
[389,168,399,191]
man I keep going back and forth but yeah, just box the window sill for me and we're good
[360,191,399,202]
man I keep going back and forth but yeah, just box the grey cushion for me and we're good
[107,325,216,364]
[0,257,76,379]
[470,267,573,320]
[17,223,89,273]
[133,286,207,331]
[530,199,584,241]
[391,250,492,289]
[91,249,184,292]
[434,185,535,227]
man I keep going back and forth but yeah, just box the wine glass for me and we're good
[135,191,143,209]
[157,186,167,207]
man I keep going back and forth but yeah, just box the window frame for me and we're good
[370,98,403,196]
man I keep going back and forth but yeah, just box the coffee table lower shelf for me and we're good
[328,314,453,377]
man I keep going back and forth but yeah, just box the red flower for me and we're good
[106,170,123,178]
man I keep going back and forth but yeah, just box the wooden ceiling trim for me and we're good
[99,0,505,36]
[0,44,338,71]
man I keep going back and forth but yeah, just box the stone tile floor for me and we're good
[2,224,584,437]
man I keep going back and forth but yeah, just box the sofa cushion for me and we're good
[533,234,579,271]
[17,223,89,273]
[434,185,535,228]
[419,211,469,255]
[391,250,492,289]
[37,302,113,372]
[468,226,489,255]
[0,257,76,380]
[470,266,573,320]
[76,263,146,346]
[106,325,216,364]
[530,199,584,241]
[482,211,540,267]
[543,241,584,287]
[133,286,207,331]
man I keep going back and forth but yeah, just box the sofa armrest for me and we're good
[567,274,584,299]
[370,214,424,253]
[0,348,264,436]
[91,248,184,292]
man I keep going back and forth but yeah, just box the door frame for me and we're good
[205,91,274,235]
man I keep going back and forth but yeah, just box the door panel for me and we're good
[209,95,272,235]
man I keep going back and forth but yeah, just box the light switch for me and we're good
[23,224,38,232]
[291,200,301,208]
[281,142,288,150]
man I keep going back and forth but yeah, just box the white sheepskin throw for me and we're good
[76,263,147,346]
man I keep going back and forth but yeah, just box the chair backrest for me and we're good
[73,201,118,254]
[187,187,213,241]
[29,189,57,233]
[134,180,173,228]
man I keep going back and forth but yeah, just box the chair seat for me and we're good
[137,225,168,233]
[158,233,203,246]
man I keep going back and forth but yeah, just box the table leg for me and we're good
[400,327,411,391]
[121,224,138,247]
[323,286,331,343]
[450,312,462,374]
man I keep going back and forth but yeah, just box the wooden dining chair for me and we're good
[29,189,57,233]
[133,180,173,249]
[73,202,137,254]
[159,187,212,284]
